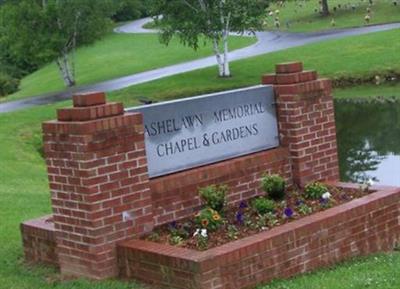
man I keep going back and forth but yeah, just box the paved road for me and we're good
[1,18,400,113]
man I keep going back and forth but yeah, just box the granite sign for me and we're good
[126,85,279,177]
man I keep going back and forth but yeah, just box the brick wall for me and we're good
[21,61,341,280]
[262,62,339,186]
[118,183,400,289]
[42,92,154,279]
[21,215,58,267]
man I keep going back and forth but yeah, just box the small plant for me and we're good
[319,193,335,208]
[304,182,329,200]
[199,184,228,212]
[168,235,183,246]
[227,225,239,240]
[265,212,278,227]
[298,203,313,215]
[244,217,258,230]
[193,229,208,250]
[261,174,286,200]
[194,208,223,231]
[251,197,276,215]
[168,221,191,239]
[0,72,20,97]
[254,214,269,231]
[147,231,160,242]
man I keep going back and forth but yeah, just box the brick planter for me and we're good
[21,61,395,284]
[21,215,58,267]
[118,182,400,289]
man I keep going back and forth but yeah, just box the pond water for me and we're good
[335,101,400,186]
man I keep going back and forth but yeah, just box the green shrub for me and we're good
[112,0,148,22]
[199,184,228,212]
[168,235,183,246]
[261,174,286,200]
[304,182,328,200]
[194,208,223,231]
[0,72,19,96]
[251,197,276,215]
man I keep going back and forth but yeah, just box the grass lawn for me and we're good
[259,252,400,289]
[110,28,400,102]
[2,33,255,103]
[335,83,400,99]
[267,0,400,32]
[1,28,400,288]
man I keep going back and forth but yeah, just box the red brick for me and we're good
[276,62,303,74]
[73,92,106,107]
[261,74,276,85]
[57,102,124,121]
[275,70,318,85]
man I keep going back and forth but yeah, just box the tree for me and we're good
[321,0,329,16]
[152,0,269,77]
[0,0,114,87]
[112,0,150,22]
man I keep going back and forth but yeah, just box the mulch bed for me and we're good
[143,185,372,251]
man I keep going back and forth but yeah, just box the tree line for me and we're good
[0,0,150,96]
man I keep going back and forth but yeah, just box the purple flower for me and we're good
[284,207,293,218]
[236,211,244,225]
[319,197,329,205]
[169,221,177,230]
[239,201,248,209]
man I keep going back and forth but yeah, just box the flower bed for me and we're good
[143,177,375,251]
[119,182,400,289]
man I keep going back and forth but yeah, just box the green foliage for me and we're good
[147,231,160,242]
[199,184,228,212]
[261,174,286,200]
[152,0,268,48]
[168,235,183,246]
[265,212,279,227]
[304,182,329,200]
[298,203,313,216]
[254,214,270,230]
[0,0,114,86]
[251,197,276,215]
[194,208,223,231]
[194,234,208,250]
[151,0,269,76]
[112,0,148,22]
[0,72,19,96]
[227,224,239,240]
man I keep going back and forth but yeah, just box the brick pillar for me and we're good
[262,62,340,187]
[42,92,154,279]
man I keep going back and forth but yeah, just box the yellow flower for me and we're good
[212,213,221,221]
[201,219,209,227]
